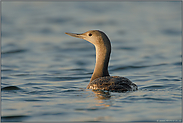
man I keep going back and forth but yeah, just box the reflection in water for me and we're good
[92,90,111,100]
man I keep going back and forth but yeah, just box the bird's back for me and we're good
[87,76,138,92]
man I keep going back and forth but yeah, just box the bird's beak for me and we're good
[65,32,84,39]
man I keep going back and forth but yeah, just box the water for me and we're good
[1,2,182,122]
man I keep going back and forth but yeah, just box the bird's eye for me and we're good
[88,33,92,36]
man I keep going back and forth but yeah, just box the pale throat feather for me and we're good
[90,43,111,82]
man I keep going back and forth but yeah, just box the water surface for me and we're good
[1,2,182,122]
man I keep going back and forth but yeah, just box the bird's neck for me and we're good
[90,43,111,82]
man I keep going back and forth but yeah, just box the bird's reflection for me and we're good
[92,89,111,100]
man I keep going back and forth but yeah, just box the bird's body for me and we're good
[65,30,138,92]
[87,76,137,92]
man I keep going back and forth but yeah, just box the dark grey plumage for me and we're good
[87,76,138,92]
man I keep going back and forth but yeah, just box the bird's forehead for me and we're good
[85,30,103,36]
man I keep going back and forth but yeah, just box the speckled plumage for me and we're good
[87,76,138,92]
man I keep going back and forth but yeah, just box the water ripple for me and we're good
[162,28,181,36]
[1,86,21,91]
[1,115,29,122]
[2,49,27,54]
[111,63,168,71]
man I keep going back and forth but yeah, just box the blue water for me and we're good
[1,2,182,122]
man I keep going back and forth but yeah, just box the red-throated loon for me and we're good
[65,30,138,92]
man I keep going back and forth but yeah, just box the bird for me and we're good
[65,30,138,92]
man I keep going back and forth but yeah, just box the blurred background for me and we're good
[1,1,182,122]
